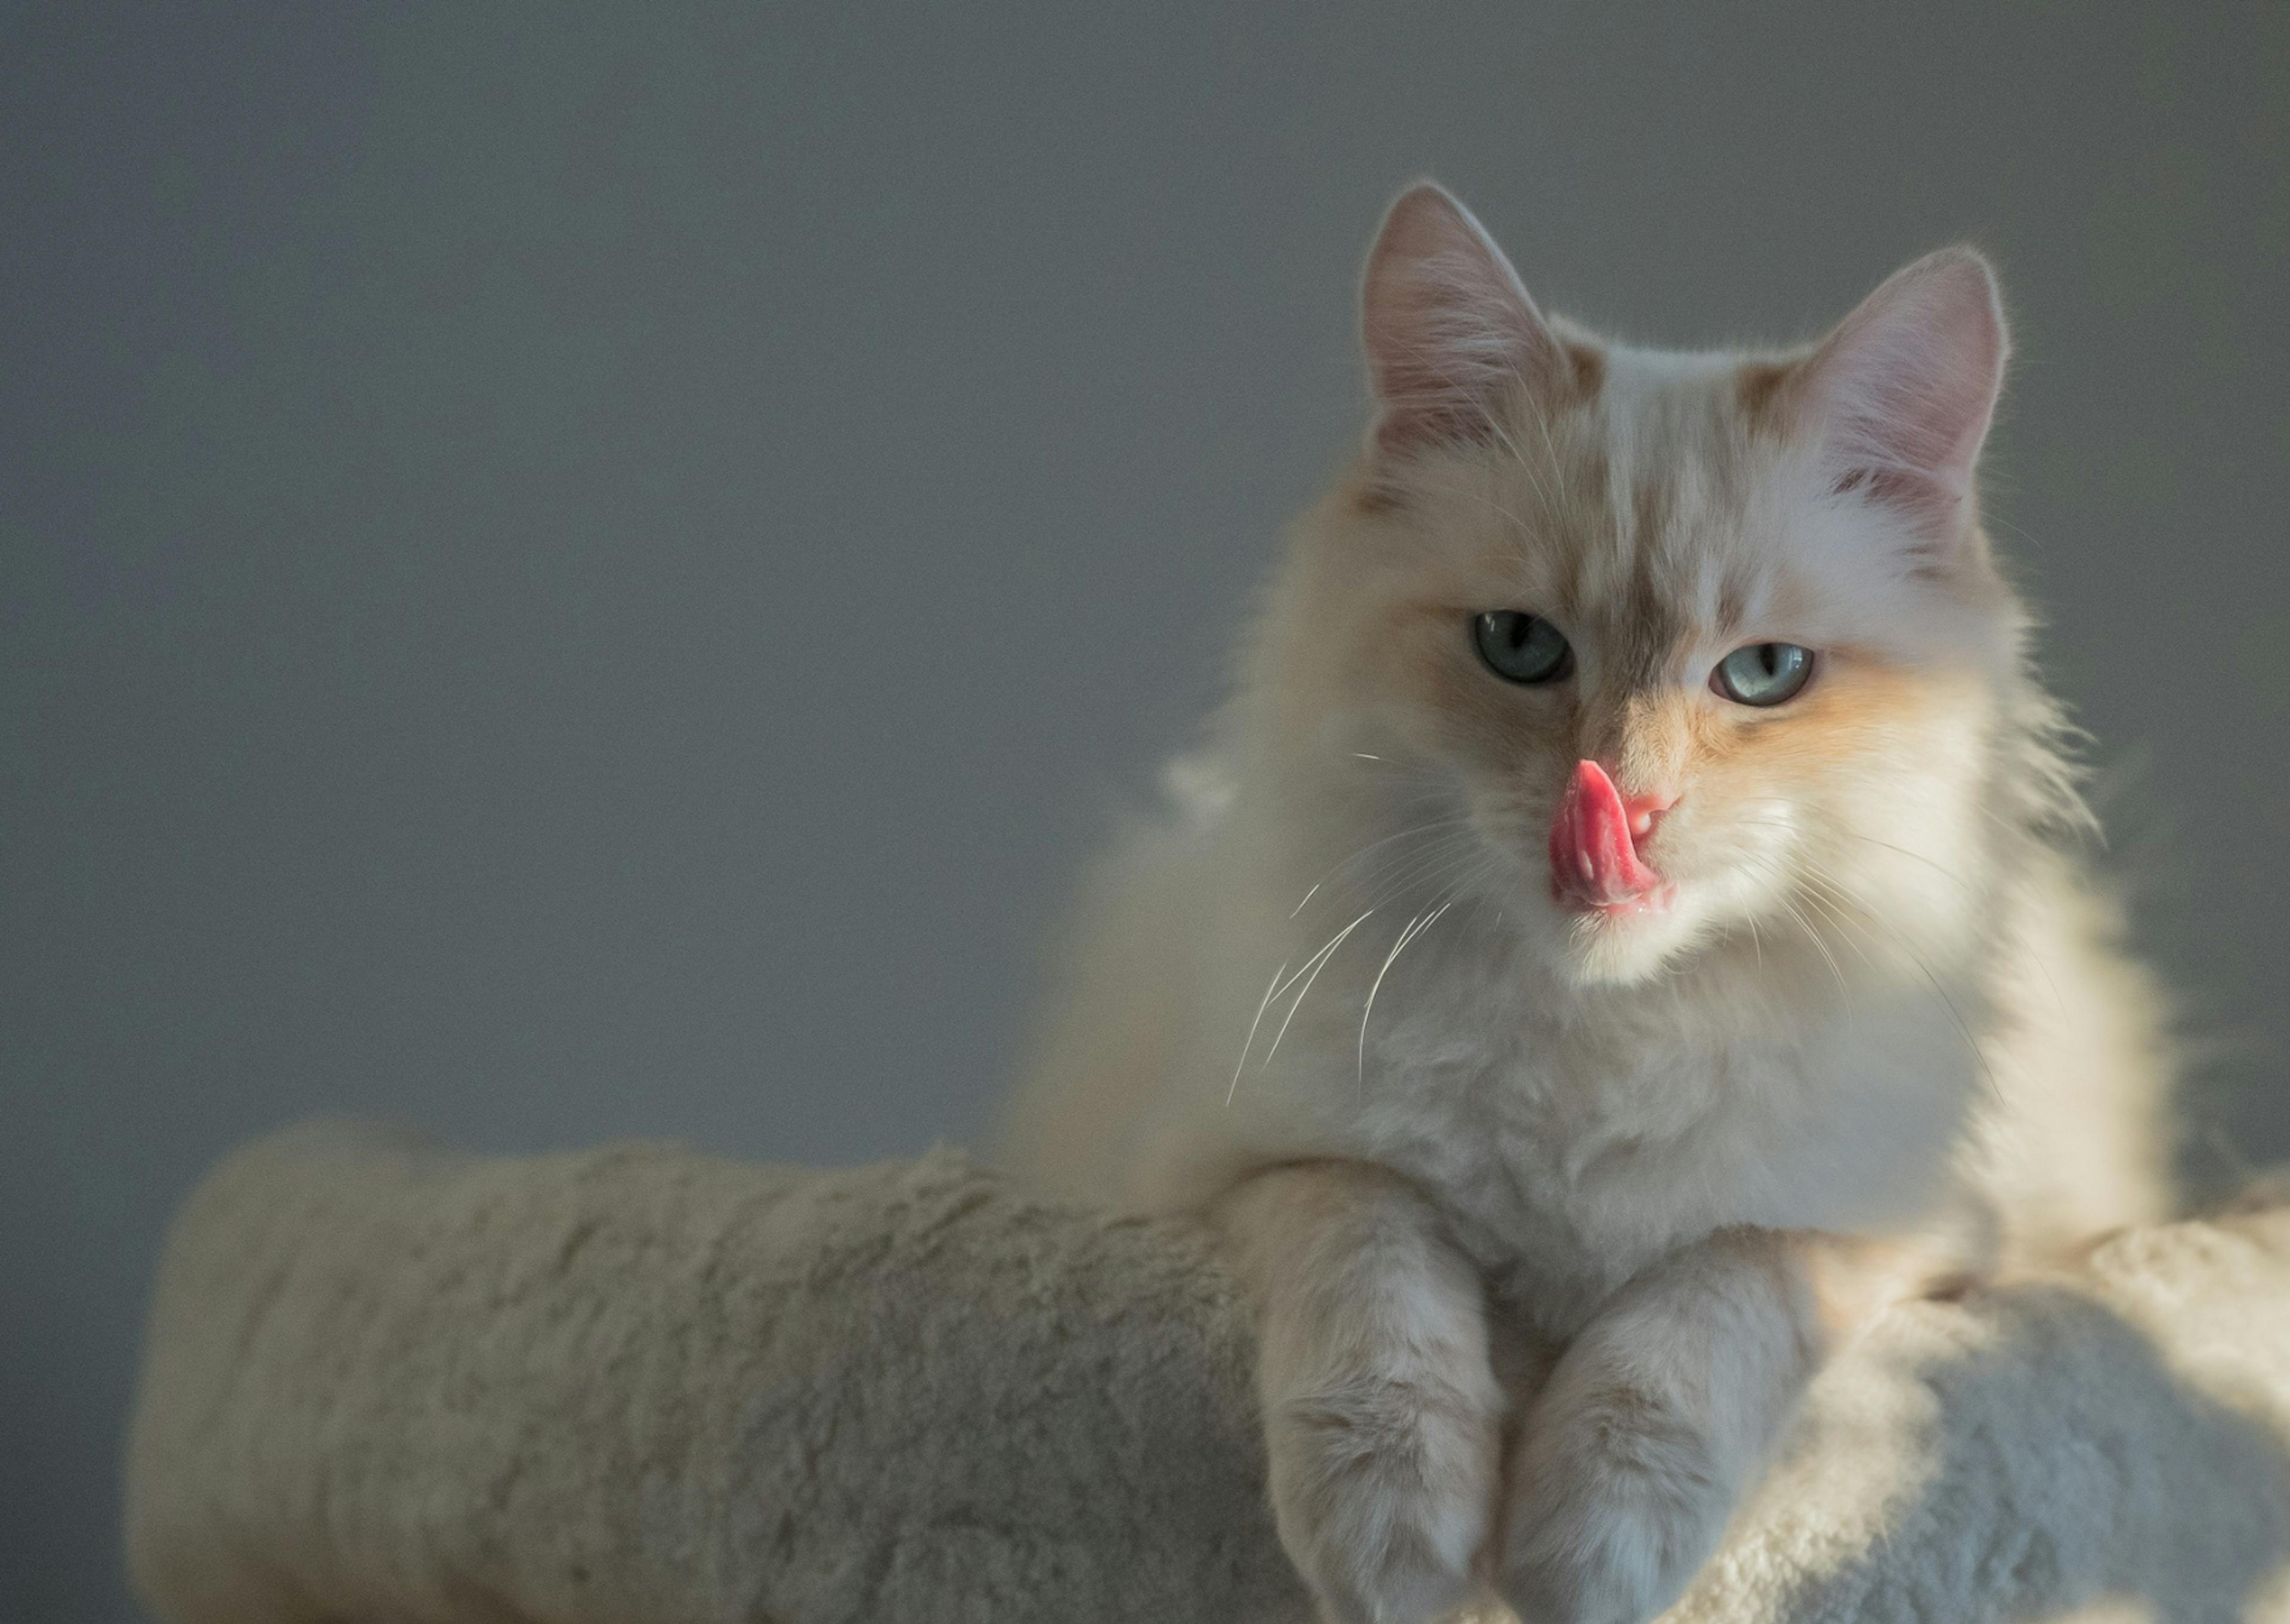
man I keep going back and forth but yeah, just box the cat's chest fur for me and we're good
[1330,977,1978,1337]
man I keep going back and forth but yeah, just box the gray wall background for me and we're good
[5,4,2285,1617]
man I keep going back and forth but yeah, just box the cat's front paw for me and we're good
[1497,1378,1734,1624]
[1267,1370,1500,1624]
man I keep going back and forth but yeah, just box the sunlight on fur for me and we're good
[998,182,2175,1624]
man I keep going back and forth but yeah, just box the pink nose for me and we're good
[1549,761,1672,910]
[1621,787,1675,842]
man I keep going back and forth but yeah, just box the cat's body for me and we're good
[997,185,2174,1624]
[1008,784,2168,1334]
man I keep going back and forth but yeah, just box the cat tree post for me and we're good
[127,1123,2290,1623]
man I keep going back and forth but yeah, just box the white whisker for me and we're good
[1226,961,1289,1107]
[1260,909,1375,1076]
[1358,906,1440,1088]
[1267,909,1370,1008]
[1790,863,2000,1101]
[1289,815,1472,915]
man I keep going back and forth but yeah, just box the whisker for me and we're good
[1728,813,2059,1032]
[1532,412,1576,512]
[1732,813,1980,897]
[1350,847,1506,1089]
[1358,910,1432,1089]
[1226,960,1289,1108]
[1768,883,1852,1019]
[1787,863,2001,1102]
[1268,910,1370,1006]
[1354,832,1486,912]
[1791,881,1876,972]
[1259,908,1376,1076]
[1290,816,1472,915]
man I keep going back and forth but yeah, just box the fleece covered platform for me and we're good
[126,1123,2290,1622]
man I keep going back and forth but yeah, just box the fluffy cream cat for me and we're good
[998,182,2175,1624]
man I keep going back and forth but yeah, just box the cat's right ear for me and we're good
[1361,182,1569,457]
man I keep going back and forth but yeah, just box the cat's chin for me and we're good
[1553,895,1701,988]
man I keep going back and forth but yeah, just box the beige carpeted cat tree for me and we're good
[127,1121,2290,1623]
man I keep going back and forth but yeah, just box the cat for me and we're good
[997,181,2176,1624]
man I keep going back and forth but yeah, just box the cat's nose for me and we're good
[1582,759,1676,844]
[1620,788,1676,843]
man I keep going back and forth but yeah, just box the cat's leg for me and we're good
[1496,1228,1932,1624]
[1213,1160,1505,1624]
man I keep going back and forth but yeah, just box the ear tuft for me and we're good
[1361,182,1567,456]
[1790,247,2009,535]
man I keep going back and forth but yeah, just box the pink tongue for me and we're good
[1549,760,1661,906]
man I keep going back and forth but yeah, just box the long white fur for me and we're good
[998,183,2174,1624]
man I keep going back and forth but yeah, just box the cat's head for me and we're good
[1256,183,2060,990]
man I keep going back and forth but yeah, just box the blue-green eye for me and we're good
[1713,642,1815,706]
[1473,611,1572,685]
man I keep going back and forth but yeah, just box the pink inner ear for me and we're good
[1361,183,1564,454]
[1794,248,2009,527]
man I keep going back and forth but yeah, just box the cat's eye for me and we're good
[1713,642,1815,706]
[1472,612,1573,685]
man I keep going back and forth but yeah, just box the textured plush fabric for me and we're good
[126,1124,2290,1623]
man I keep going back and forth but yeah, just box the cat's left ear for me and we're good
[1785,247,2009,543]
